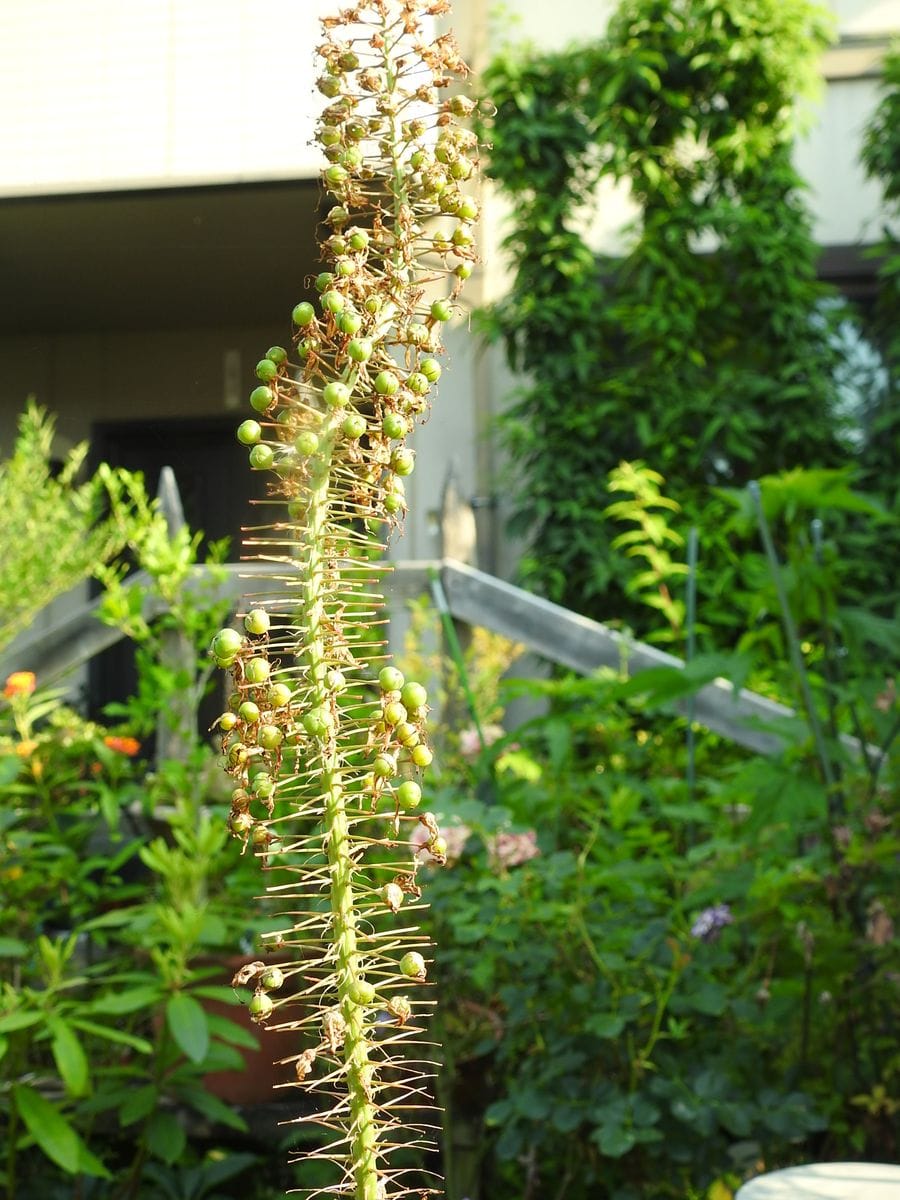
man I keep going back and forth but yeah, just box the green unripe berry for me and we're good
[429,834,448,859]
[303,707,331,738]
[384,492,405,515]
[295,430,319,455]
[249,444,275,470]
[338,308,362,334]
[327,669,347,691]
[229,810,254,836]
[251,774,274,799]
[454,261,474,280]
[319,125,341,147]
[391,447,415,476]
[364,295,383,315]
[212,628,243,659]
[383,700,408,726]
[335,255,357,277]
[431,299,453,322]
[258,724,284,750]
[407,372,430,395]
[245,657,271,685]
[266,346,287,365]
[267,683,292,708]
[249,990,274,1022]
[374,370,400,396]
[396,780,422,810]
[348,228,369,251]
[324,381,351,408]
[401,681,428,711]
[347,337,373,362]
[399,951,427,980]
[292,301,315,326]
[218,711,239,732]
[244,608,270,636]
[239,701,261,724]
[249,385,273,412]
[457,197,479,221]
[348,980,375,1005]
[382,411,409,440]
[255,358,278,382]
[315,272,334,292]
[411,743,433,768]
[325,164,348,187]
[379,666,405,692]
[261,966,285,991]
[396,721,420,747]
[420,357,442,383]
[408,322,430,346]
[373,753,397,780]
[322,289,345,314]
[342,412,367,439]
[227,742,249,767]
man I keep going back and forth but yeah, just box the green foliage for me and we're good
[479,0,872,626]
[0,401,144,653]
[0,666,272,1198]
[413,473,898,1199]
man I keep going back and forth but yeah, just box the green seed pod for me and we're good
[373,753,397,780]
[255,358,278,382]
[374,370,400,396]
[213,632,241,663]
[342,412,367,439]
[266,345,288,365]
[390,447,415,476]
[399,951,427,980]
[261,966,285,991]
[218,711,239,732]
[249,385,274,412]
[348,979,376,1005]
[411,743,433,768]
[322,289,346,314]
[245,657,271,685]
[420,357,442,382]
[400,681,427,710]
[258,724,284,750]
[395,721,420,747]
[239,700,261,724]
[249,990,274,1023]
[383,700,407,726]
[229,810,254,836]
[382,411,409,439]
[296,430,320,456]
[292,301,316,326]
[396,780,422,810]
[324,381,351,408]
[347,337,373,362]
[267,682,292,708]
[378,666,405,692]
[249,444,275,470]
[244,609,270,636]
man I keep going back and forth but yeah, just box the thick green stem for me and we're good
[303,417,380,1198]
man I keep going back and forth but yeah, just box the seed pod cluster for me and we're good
[214,3,480,1198]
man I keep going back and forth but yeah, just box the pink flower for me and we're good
[459,723,505,759]
[488,829,539,870]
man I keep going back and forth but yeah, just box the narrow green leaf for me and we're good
[145,1111,187,1164]
[86,985,161,1015]
[120,1084,159,1127]
[47,1017,90,1097]
[12,1083,110,1178]
[166,992,209,1064]
[177,1083,248,1132]
[0,1010,42,1034]
[69,1017,153,1054]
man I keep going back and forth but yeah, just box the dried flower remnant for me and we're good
[210,2,482,1197]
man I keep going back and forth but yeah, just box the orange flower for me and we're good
[15,739,38,758]
[4,671,36,698]
[104,735,141,757]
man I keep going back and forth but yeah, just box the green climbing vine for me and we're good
[480,0,853,628]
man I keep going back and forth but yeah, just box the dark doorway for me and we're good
[88,416,267,731]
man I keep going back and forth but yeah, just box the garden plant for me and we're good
[207,2,481,1198]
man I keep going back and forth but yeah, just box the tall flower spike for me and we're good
[212,3,479,1197]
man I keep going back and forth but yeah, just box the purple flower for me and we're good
[690,903,733,942]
